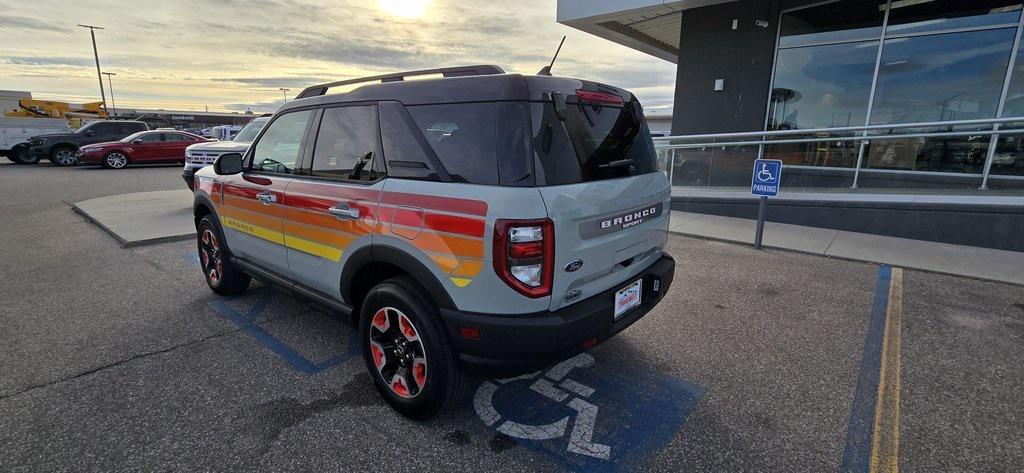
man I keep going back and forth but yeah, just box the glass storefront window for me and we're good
[992,122,1024,176]
[864,126,992,174]
[870,28,1016,125]
[779,0,884,48]
[769,41,878,131]
[886,0,1021,36]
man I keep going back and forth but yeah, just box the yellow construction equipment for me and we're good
[4,99,108,119]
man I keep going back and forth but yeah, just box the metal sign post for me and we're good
[750,159,782,250]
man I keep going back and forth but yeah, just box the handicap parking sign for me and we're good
[751,159,782,197]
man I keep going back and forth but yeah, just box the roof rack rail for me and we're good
[295,65,506,99]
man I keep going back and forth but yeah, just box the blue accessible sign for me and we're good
[751,159,783,197]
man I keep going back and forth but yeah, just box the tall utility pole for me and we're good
[101,72,117,116]
[279,88,290,102]
[78,24,108,116]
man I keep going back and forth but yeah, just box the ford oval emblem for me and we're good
[564,259,584,272]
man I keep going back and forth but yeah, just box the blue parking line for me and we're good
[209,292,358,375]
[839,265,891,473]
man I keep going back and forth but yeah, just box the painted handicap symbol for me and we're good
[473,353,611,460]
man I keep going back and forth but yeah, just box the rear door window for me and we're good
[310,105,381,181]
[530,98,658,185]
[250,110,313,174]
[407,103,499,185]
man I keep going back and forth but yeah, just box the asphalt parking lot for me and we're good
[1,162,1022,472]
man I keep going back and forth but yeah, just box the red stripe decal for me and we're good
[423,212,485,238]
[381,191,487,217]
[287,181,379,201]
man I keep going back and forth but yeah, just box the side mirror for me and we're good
[213,152,244,175]
[85,130,96,137]
[132,139,143,144]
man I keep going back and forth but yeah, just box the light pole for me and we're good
[279,88,290,102]
[101,72,117,117]
[77,24,108,116]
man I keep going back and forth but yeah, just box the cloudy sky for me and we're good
[0,0,677,114]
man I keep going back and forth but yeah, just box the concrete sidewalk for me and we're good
[73,189,195,247]
[670,210,1024,286]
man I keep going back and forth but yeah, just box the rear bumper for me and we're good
[440,254,675,374]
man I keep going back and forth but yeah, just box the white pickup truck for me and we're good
[1,117,70,163]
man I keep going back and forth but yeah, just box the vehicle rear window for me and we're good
[530,99,658,185]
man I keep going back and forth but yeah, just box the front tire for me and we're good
[7,144,37,164]
[359,276,467,420]
[50,146,78,166]
[196,215,250,295]
[103,151,129,169]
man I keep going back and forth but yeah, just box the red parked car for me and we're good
[76,130,213,169]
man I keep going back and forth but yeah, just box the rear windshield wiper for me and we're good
[598,159,634,169]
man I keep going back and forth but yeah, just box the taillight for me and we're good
[576,89,624,105]
[493,218,554,298]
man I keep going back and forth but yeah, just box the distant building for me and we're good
[113,108,257,130]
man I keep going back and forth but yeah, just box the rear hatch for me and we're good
[530,86,670,311]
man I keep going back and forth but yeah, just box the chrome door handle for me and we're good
[256,191,276,205]
[328,204,360,220]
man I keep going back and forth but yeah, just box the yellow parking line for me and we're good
[870,267,903,473]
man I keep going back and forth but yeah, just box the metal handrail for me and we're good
[651,118,1024,190]
[652,116,1024,142]
[654,128,1024,149]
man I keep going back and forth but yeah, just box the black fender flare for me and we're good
[341,244,456,310]
[193,194,218,222]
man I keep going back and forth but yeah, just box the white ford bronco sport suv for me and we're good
[192,65,675,419]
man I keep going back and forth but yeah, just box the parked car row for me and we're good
[3,117,272,187]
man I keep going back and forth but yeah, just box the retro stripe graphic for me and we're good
[214,181,488,288]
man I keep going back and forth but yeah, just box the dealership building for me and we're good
[559,0,1024,251]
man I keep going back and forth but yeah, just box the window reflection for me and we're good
[992,122,1024,176]
[779,0,884,48]
[769,42,878,130]
[870,28,1016,124]
[865,126,991,174]
[886,0,1021,36]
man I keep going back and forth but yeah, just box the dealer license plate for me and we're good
[614,279,642,320]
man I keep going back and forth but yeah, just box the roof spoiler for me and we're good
[295,65,506,99]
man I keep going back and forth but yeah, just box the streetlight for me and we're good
[101,72,117,116]
[77,24,108,116]
[279,88,290,102]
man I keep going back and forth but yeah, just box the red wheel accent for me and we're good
[413,359,427,389]
[391,375,410,397]
[372,309,389,332]
[370,341,386,369]
[399,313,418,341]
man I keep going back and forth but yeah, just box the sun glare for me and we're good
[378,0,432,19]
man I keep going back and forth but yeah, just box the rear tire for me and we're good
[49,146,78,166]
[196,215,250,295]
[359,276,467,420]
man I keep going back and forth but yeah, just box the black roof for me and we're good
[278,69,635,112]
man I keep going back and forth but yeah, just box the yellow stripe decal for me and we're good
[450,277,472,288]
[221,217,284,245]
[870,267,903,473]
[284,234,343,262]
